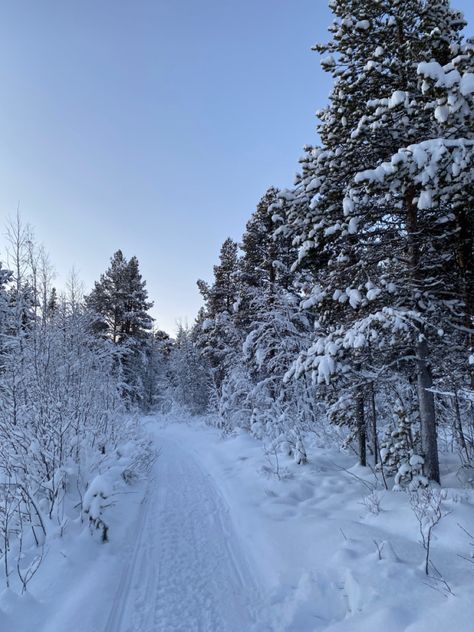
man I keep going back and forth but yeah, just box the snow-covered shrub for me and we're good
[0,226,153,587]
[456,464,474,488]
[262,442,293,481]
[362,490,382,516]
[82,475,112,543]
[394,455,428,491]
[378,400,426,489]
[409,487,447,576]
[116,432,157,485]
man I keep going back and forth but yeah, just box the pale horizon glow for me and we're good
[0,0,473,335]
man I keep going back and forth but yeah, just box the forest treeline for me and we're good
[161,0,474,488]
[0,220,157,587]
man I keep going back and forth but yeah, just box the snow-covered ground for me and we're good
[103,432,263,632]
[3,416,474,631]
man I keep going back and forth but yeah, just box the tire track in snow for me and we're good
[102,484,153,632]
[105,436,264,632]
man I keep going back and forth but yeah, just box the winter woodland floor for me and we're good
[2,416,474,631]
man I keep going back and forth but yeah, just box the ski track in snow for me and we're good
[104,436,264,632]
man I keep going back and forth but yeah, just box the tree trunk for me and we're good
[452,385,469,464]
[370,384,378,465]
[416,336,440,483]
[356,387,367,467]
[455,207,474,388]
[406,191,440,483]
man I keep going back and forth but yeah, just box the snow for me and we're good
[104,431,261,631]
[353,333,366,349]
[320,55,336,68]
[324,222,341,236]
[434,104,450,123]
[347,288,363,309]
[418,61,445,83]
[342,196,354,216]
[409,454,425,467]
[83,474,113,508]
[366,288,381,301]
[306,176,322,192]
[201,318,215,331]
[418,61,473,97]
[4,416,474,632]
[388,90,407,108]
[149,419,474,631]
[316,354,335,385]
[301,284,325,309]
[355,138,474,191]
[460,72,474,96]
[417,189,433,209]
[348,217,358,234]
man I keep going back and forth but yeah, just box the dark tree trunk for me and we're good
[406,192,440,483]
[452,385,469,463]
[356,387,367,467]
[416,336,440,483]
[455,207,474,388]
[370,384,378,465]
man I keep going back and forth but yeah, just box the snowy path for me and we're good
[104,435,263,632]
[7,419,474,632]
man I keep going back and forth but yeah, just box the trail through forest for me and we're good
[104,432,265,632]
[7,417,473,632]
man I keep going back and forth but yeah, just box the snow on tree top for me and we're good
[460,72,474,96]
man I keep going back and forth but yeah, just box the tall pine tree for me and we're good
[278,0,466,480]
[86,250,154,403]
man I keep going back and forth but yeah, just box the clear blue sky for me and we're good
[0,1,473,334]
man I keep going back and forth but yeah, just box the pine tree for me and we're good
[279,0,466,478]
[236,187,297,329]
[169,325,211,415]
[47,287,58,320]
[141,329,173,412]
[240,188,281,288]
[0,262,12,323]
[196,238,241,393]
[86,250,154,404]
[0,262,12,365]
[190,189,316,447]
[197,238,239,317]
[86,250,153,345]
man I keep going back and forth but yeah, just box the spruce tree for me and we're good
[170,325,211,415]
[279,0,466,479]
[86,250,153,345]
[86,250,154,403]
[196,238,241,393]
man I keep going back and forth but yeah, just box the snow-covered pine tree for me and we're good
[242,285,314,462]
[169,325,211,415]
[236,187,297,325]
[195,238,242,396]
[46,287,58,321]
[228,188,316,453]
[197,238,239,317]
[85,250,154,404]
[409,38,473,392]
[348,34,474,466]
[141,329,173,412]
[278,0,466,478]
[0,261,12,329]
[86,250,153,345]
